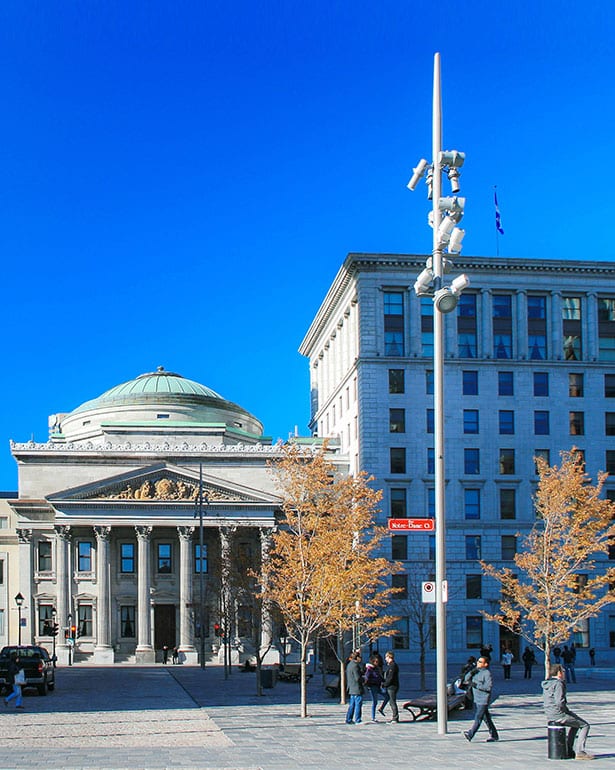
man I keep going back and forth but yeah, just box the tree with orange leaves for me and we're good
[481,450,615,679]
[259,443,398,717]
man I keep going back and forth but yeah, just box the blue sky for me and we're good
[0,1,613,490]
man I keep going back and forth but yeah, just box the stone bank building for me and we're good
[5,368,287,665]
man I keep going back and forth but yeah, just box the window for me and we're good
[498,371,514,396]
[606,374,615,398]
[563,297,582,360]
[392,573,408,598]
[390,448,406,474]
[500,488,516,520]
[499,410,514,434]
[466,574,482,599]
[392,617,409,649]
[457,294,477,357]
[425,370,434,395]
[427,448,435,475]
[466,616,483,648]
[391,535,407,560]
[534,411,550,435]
[427,487,435,518]
[463,410,479,434]
[606,451,615,475]
[384,291,405,356]
[0,559,3,585]
[499,449,515,475]
[38,604,55,636]
[390,488,407,518]
[0,517,7,529]
[599,298,615,322]
[77,541,93,572]
[195,543,208,573]
[38,541,52,572]
[389,369,405,394]
[493,294,513,359]
[529,335,547,360]
[569,373,584,397]
[528,295,546,319]
[77,605,93,637]
[157,543,172,573]
[606,413,615,436]
[533,372,549,396]
[464,449,480,474]
[570,411,584,436]
[120,543,135,574]
[428,535,435,561]
[535,449,550,470]
[501,535,517,560]
[494,334,513,359]
[462,370,478,395]
[464,488,481,520]
[466,535,481,560]
[426,409,434,433]
[390,408,406,433]
[421,297,434,357]
[610,616,615,647]
[120,606,135,637]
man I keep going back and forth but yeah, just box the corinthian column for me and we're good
[93,526,114,663]
[177,526,197,663]
[53,526,72,666]
[259,527,276,661]
[135,526,155,663]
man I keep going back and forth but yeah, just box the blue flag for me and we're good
[494,189,504,235]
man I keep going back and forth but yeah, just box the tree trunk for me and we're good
[300,636,308,717]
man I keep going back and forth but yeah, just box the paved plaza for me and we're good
[0,662,614,769]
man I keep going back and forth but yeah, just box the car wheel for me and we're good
[38,680,48,696]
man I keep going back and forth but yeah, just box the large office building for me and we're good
[300,252,615,664]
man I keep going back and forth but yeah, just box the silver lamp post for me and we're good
[407,52,469,735]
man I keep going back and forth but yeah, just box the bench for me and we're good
[325,676,340,697]
[402,693,466,721]
[277,664,313,682]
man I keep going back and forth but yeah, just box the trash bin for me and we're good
[547,723,568,760]
[261,669,274,689]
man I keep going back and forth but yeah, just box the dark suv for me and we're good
[0,645,56,696]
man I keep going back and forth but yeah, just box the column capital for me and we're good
[94,526,112,541]
[54,525,72,542]
[177,525,195,541]
[135,525,153,542]
[16,528,33,544]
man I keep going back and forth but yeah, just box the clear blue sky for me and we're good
[1,1,613,490]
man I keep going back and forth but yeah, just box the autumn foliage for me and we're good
[481,450,615,678]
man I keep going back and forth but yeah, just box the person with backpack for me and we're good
[344,651,364,724]
[363,653,384,721]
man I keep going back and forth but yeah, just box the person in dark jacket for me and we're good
[363,653,384,721]
[345,651,364,724]
[4,654,24,709]
[378,650,400,723]
[522,646,536,679]
[463,656,499,743]
[542,664,593,760]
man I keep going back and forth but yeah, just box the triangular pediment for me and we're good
[47,463,276,505]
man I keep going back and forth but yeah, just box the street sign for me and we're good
[422,580,448,603]
[388,518,435,532]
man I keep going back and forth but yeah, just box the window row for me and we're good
[391,534,517,561]
[390,447,562,475]
[389,487,517,520]
[36,541,209,575]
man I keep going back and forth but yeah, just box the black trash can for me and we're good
[261,669,274,689]
[547,723,568,760]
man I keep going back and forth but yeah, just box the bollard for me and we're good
[547,723,569,760]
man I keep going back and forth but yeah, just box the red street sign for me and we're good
[388,518,435,532]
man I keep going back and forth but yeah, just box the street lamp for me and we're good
[406,52,470,735]
[14,592,25,646]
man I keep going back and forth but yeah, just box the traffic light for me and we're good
[70,625,77,638]
[51,623,59,637]
[214,623,222,637]
[64,628,70,640]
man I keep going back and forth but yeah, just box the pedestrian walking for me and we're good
[463,656,499,743]
[589,648,596,666]
[344,651,364,724]
[501,649,513,680]
[553,646,562,664]
[4,654,25,710]
[378,650,400,723]
[172,646,179,664]
[562,645,576,683]
[522,646,536,679]
[162,645,169,664]
[363,654,384,721]
[542,663,593,760]
[459,656,477,709]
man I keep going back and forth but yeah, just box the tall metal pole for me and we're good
[199,463,206,670]
[432,51,448,736]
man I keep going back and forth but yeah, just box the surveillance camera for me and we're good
[439,150,465,169]
[447,166,461,194]
[413,267,434,296]
[448,228,465,254]
[451,273,470,294]
[407,159,430,191]
[438,196,465,214]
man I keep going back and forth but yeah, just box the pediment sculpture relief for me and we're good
[110,477,242,502]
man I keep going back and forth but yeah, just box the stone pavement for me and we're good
[0,661,614,769]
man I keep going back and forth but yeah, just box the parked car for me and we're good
[0,645,56,696]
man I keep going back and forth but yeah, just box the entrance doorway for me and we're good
[154,604,176,653]
[499,625,520,661]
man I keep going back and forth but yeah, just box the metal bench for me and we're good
[278,664,313,682]
[325,675,340,696]
[402,692,466,721]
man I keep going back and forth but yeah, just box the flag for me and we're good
[494,189,504,235]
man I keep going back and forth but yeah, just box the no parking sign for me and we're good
[422,580,448,603]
